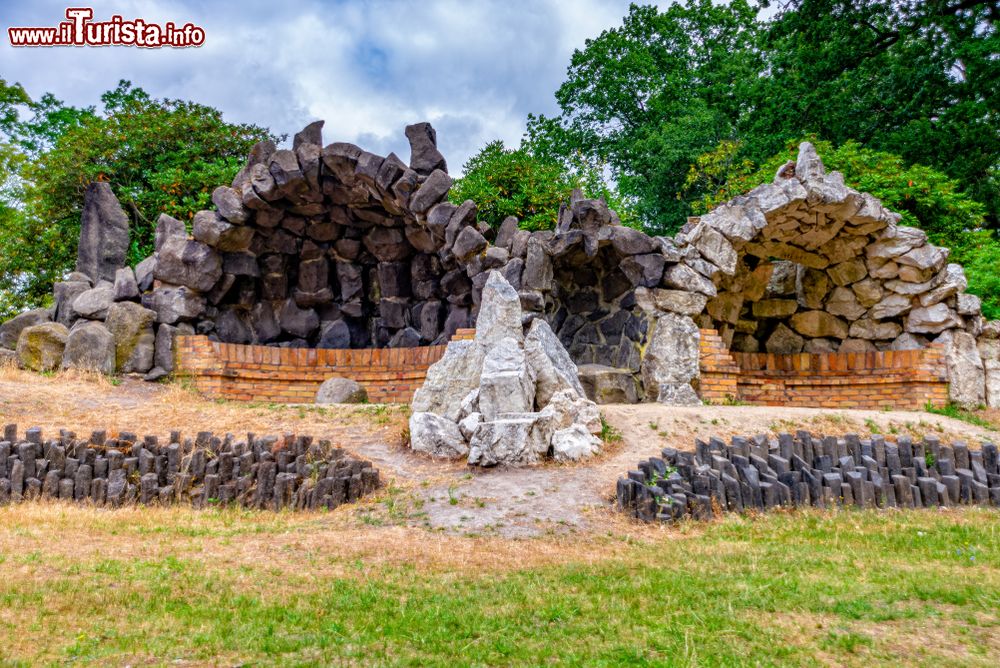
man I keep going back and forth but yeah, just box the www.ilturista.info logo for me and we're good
[8,7,205,48]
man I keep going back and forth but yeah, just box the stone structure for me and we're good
[0,120,997,409]
[0,424,379,510]
[409,271,603,466]
[618,432,1000,521]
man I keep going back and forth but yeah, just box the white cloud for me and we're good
[2,0,675,169]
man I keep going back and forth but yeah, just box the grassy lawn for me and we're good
[0,505,997,666]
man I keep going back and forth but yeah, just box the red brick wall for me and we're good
[175,336,447,404]
[698,328,949,409]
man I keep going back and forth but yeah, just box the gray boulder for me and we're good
[937,330,985,408]
[193,210,254,252]
[113,267,139,301]
[409,169,453,214]
[641,313,701,405]
[211,186,249,224]
[411,340,485,422]
[475,271,523,346]
[478,336,535,420]
[143,286,207,324]
[53,280,90,326]
[316,376,368,404]
[468,416,544,467]
[155,213,187,251]
[905,303,961,334]
[409,411,468,458]
[524,318,585,405]
[105,302,156,374]
[71,284,115,320]
[63,321,115,374]
[16,322,69,372]
[154,237,223,292]
[0,308,52,350]
[75,182,130,283]
[551,424,601,462]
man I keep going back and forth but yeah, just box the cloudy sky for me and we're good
[3,0,673,171]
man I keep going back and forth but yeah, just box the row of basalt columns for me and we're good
[618,431,1000,522]
[0,424,379,510]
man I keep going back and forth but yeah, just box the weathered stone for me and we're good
[803,338,838,353]
[621,254,666,288]
[766,260,797,296]
[193,210,254,252]
[63,321,115,374]
[957,293,982,317]
[828,258,867,286]
[869,294,912,320]
[688,222,737,274]
[937,330,985,408]
[765,323,805,354]
[476,271,523,346]
[751,299,798,319]
[155,213,187,252]
[825,287,867,320]
[16,323,69,372]
[76,182,130,283]
[0,308,52,350]
[848,319,901,340]
[468,417,542,467]
[71,285,116,320]
[852,278,883,308]
[113,267,139,301]
[405,122,447,176]
[143,286,206,324]
[796,267,829,309]
[897,243,947,272]
[524,318,585,405]
[279,300,319,339]
[609,225,657,255]
[522,236,553,291]
[919,264,967,308]
[134,256,157,293]
[316,377,368,404]
[479,337,535,420]
[154,237,223,292]
[649,289,708,316]
[452,226,488,261]
[661,263,716,297]
[409,411,468,458]
[212,186,249,224]
[641,313,700,405]
[411,340,485,421]
[867,226,927,261]
[409,169,453,214]
[105,302,157,373]
[578,364,640,404]
[839,338,877,353]
[889,332,927,351]
[789,311,848,339]
[551,424,601,462]
[905,303,961,335]
[53,281,89,327]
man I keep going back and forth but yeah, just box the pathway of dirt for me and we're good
[1,366,997,538]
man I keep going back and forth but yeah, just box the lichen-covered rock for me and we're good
[0,308,52,350]
[63,321,115,374]
[16,322,69,372]
[316,376,368,404]
[105,302,156,374]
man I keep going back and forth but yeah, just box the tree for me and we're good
[527,0,764,235]
[749,0,1000,226]
[0,80,276,319]
[685,138,1000,319]
[449,139,628,231]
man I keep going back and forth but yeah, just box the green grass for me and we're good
[925,402,998,431]
[0,507,998,666]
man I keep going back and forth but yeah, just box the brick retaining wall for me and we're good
[698,328,949,409]
[175,336,448,404]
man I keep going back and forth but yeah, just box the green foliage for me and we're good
[686,138,1000,319]
[448,139,627,231]
[924,402,996,431]
[0,80,276,320]
[526,0,764,235]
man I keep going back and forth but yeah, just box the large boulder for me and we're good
[62,321,115,374]
[105,302,156,374]
[411,339,485,422]
[640,312,700,405]
[937,330,985,408]
[154,237,223,292]
[71,284,115,320]
[143,286,207,324]
[405,122,447,176]
[0,308,51,350]
[551,424,601,462]
[979,332,1000,408]
[523,318,586,405]
[75,182,130,283]
[316,376,368,404]
[478,336,535,420]
[475,270,523,346]
[16,322,69,372]
[409,411,468,458]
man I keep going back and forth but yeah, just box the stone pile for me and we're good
[0,424,379,510]
[2,124,999,410]
[408,271,603,466]
[618,432,1000,522]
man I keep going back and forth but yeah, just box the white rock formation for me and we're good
[409,271,602,466]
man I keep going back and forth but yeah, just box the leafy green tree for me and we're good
[0,80,276,319]
[749,0,1000,226]
[449,139,629,231]
[527,0,764,235]
[686,138,1000,319]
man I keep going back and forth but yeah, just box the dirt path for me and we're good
[2,366,997,538]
